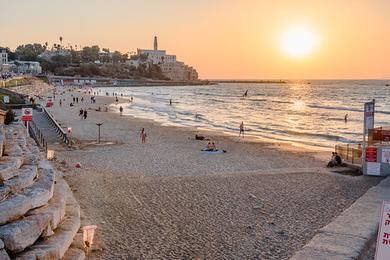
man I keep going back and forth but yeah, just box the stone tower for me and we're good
[154,36,158,51]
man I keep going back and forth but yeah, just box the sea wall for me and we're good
[0,122,84,260]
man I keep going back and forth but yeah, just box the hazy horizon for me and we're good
[1,0,390,80]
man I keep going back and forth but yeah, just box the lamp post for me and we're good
[96,123,103,144]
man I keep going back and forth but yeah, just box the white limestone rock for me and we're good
[0,194,32,225]
[4,165,38,193]
[0,214,51,253]
[0,156,23,181]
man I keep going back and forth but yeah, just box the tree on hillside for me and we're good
[15,43,45,61]
[81,45,100,62]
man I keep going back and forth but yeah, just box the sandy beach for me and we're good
[39,87,381,259]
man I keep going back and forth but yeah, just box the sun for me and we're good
[280,26,318,58]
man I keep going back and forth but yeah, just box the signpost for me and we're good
[363,99,375,174]
[21,108,33,121]
[22,108,33,135]
[375,201,390,259]
[3,95,9,104]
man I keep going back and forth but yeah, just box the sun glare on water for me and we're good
[280,26,318,58]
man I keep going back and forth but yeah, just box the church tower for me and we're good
[154,36,158,51]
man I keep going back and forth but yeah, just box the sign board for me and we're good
[3,95,9,103]
[372,129,390,142]
[367,162,381,176]
[375,201,390,259]
[366,147,378,162]
[364,101,375,131]
[382,149,390,164]
[21,108,33,121]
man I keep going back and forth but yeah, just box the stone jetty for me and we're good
[0,122,84,259]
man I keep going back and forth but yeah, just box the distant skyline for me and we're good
[1,0,390,79]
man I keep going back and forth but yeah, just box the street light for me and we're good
[96,123,103,143]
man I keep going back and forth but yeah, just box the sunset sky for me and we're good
[1,0,390,79]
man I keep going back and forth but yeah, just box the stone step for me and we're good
[0,161,55,225]
[0,239,11,260]
[3,165,38,193]
[14,191,81,260]
[0,177,70,253]
[0,156,23,181]
[62,248,85,260]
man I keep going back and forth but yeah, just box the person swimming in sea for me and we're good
[243,90,248,97]
[344,114,348,122]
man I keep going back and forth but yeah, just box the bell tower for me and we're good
[154,36,158,51]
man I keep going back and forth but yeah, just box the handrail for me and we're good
[36,104,70,145]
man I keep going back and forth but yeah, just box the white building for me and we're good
[136,36,176,64]
[0,48,8,65]
[10,61,42,74]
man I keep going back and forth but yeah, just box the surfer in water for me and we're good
[243,90,248,97]
[344,114,348,122]
[169,99,172,106]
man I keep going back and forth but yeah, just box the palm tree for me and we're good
[59,36,63,48]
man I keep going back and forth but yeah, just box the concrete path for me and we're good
[32,110,61,145]
[291,176,389,259]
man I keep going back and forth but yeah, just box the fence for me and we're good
[335,144,362,165]
[28,120,47,151]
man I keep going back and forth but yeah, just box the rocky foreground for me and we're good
[0,122,83,259]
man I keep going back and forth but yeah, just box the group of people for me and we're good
[327,152,343,167]
[79,108,88,119]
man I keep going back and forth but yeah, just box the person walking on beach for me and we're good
[81,97,84,103]
[131,97,133,102]
[59,99,62,107]
[76,97,79,104]
[116,97,119,103]
[239,121,245,137]
[83,109,88,119]
[79,108,83,118]
[344,114,348,122]
[140,128,147,143]
[119,106,123,116]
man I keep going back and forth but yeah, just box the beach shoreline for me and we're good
[36,86,381,259]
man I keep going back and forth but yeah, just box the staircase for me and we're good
[0,123,84,259]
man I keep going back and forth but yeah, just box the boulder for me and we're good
[0,156,23,181]
[0,214,51,253]
[15,192,81,260]
[0,194,32,225]
[4,165,38,193]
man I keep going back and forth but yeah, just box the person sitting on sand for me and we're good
[206,142,213,151]
[195,134,205,140]
[335,153,343,166]
[116,97,119,102]
[327,152,337,167]
[211,142,217,151]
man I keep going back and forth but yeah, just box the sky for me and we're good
[1,0,390,79]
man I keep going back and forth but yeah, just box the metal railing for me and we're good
[28,120,48,151]
[335,144,362,165]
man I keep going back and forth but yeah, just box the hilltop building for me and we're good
[130,36,198,81]
[0,48,8,65]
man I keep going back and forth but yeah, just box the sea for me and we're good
[96,80,390,150]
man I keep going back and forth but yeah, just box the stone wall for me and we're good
[0,122,84,259]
